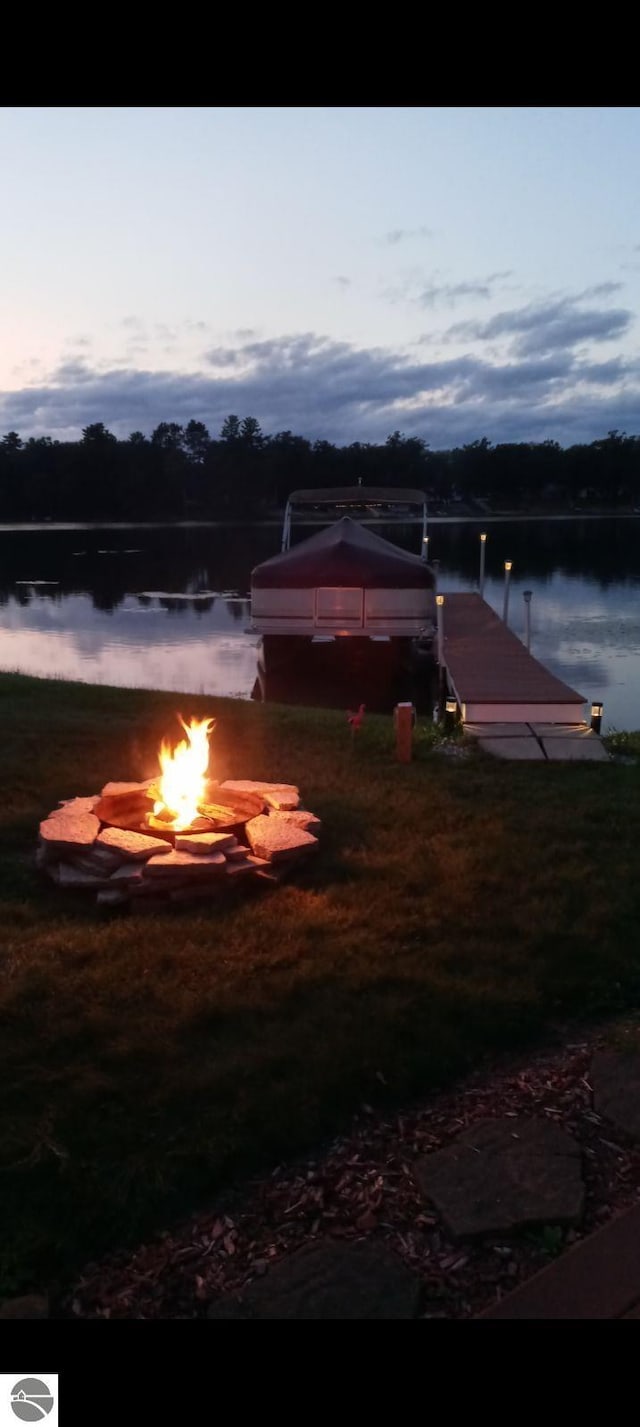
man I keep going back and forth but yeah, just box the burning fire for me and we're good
[153,715,215,830]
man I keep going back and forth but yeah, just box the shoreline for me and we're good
[0,511,638,533]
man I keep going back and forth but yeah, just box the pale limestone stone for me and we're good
[529,723,593,738]
[100,778,155,795]
[110,863,144,885]
[97,827,171,860]
[464,723,533,738]
[143,848,227,879]
[57,863,111,890]
[58,795,99,811]
[267,809,321,834]
[70,846,124,875]
[97,888,129,907]
[174,831,237,854]
[245,814,318,862]
[220,779,300,811]
[40,805,100,852]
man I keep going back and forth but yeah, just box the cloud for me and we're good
[447,292,633,356]
[384,226,432,245]
[419,272,513,308]
[334,275,351,288]
[1,330,639,450]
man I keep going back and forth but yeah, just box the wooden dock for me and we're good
[441,593,586,725]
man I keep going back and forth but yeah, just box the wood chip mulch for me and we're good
[66,1021,640,1319]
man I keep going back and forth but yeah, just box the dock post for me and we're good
[423,534,429,563]
[432,557,440,591]
[502,560,513,624]
[479,532,487,598]
[523,590,532,651]
[436,594,446,717]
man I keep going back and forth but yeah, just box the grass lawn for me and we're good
[1,671,640,1298]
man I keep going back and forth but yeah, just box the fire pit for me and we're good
[36,715,320,909]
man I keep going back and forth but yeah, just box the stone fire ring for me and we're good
[36,779,321,910]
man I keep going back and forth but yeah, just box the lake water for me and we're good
[1,518,639,730]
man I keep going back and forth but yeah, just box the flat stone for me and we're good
[56,862,112,890]
[464,723,533,738]
[592,1051,640,1140]
[530,723,593,738]
[100,778,154,795]
[269,809,322,833]
[58,795,99,811]
[40,804,100,852]
[218,1241,420,1320]
[174,831,237,854]
[415,1118,584,1239]
[97,888,130,907]
[97,827,172,860]
[478,737,546,761]
[225,843,251,860]
[0,1293,48,1319]
[225,855,269,876]
[245,814,318,863]
[110,863,144,885]
[70,846,125,875]
[543,739,609,761]
[143,848,227,878]
[220,779,300,811]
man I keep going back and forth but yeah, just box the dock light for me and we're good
[445,695,458,734]
[591,701,603,734]
[523,589,533,652]
[479,532,487,597]
[503,560,513,625]
[436,594,444,606]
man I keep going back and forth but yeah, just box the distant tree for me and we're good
[240,416,264,447]
[82,422,117,444]
[128,430,147,445]
[183,419,210,462]
[2,431,22,452]
[220,414,241,442]
[151,422,184,451]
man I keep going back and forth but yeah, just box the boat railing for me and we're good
[281,487,429,559]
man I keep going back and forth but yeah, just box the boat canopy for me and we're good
[252,517,435,590]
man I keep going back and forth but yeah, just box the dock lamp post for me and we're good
[591,701,603,734]
[479,532,487,598]
[523,590,532,652]
[445,695,458,734]
[436,593,445,716]
[423,535,429,563]
[503,560,513,625]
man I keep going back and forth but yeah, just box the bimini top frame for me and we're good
[281,487,429,558]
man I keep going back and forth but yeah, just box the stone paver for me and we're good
[543,738,609,761]
[592,1051,640,1140]
[464,723,534,738]
[477,736,546,761]
[415,1118,584,1239]
[529,723,593,738]
[207,1241,421,1320]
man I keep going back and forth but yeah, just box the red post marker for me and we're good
[394,702,414,763]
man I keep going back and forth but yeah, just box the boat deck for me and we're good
[442,593,586,724]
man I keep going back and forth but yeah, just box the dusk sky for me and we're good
[2,106,640,447]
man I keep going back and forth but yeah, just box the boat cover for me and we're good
[252,517,434,590]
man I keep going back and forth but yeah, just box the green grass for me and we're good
[2,671,640,1297]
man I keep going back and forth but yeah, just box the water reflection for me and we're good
[0,519,639,727]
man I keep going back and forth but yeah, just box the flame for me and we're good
[154,715,215,829]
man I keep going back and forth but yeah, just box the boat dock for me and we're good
[440,593,608,760]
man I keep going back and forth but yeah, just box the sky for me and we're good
[1,105,639,448]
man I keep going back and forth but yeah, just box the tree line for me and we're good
[0,417,638,521]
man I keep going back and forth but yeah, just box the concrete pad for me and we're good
[478,736,546,761]
[543,738,609,761]
[530,722,593,738]
[464,722,533,738]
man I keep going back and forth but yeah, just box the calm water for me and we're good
[1,519,639,730]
